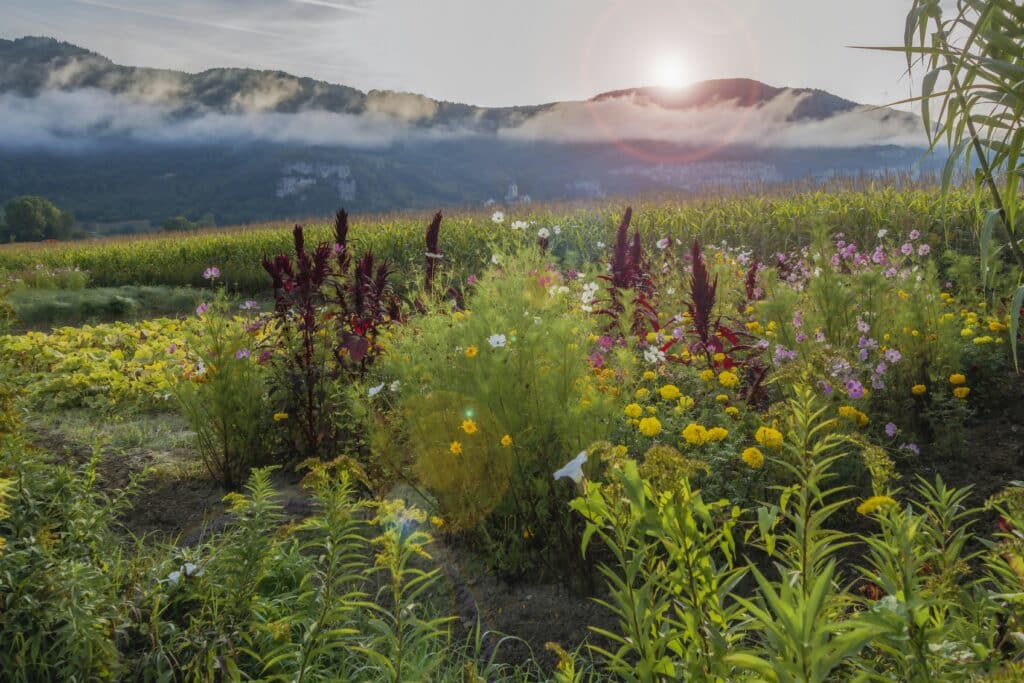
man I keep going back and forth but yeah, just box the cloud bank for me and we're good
[0,87,927,152]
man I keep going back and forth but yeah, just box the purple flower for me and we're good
[235,348,251,359]
[167,343,178,354]
[656,237,670,250]
[796,332,807,343]
[909,229,920,240]
[195,302,209,316]
[884,348,902,364]
[240,300,259,311]
[792,312,804,329]
[818,380,833,396]
[258,350,273,364]
[814,329,826,342]
[598,335,614,350]
[872,377,886,390]
[774,345,797,364]
[856,318,871,334]
[846,380,865,400]
[885,422,898,438]
[875,361,888,375]
[871,247,887,265]
[917,244,931,256]
[900,243,913,256]
[332,243,345,255]
[588,352,605,367]
[467,274,479,285]
[203,266,221,280]
[902,443,920,456]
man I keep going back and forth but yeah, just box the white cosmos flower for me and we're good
[368,382,385,397]
[596,241,606,249]
[488,334,507,348]
[553,451,588,483]
[491,211,505,224]
[643,347,666,364]
[389,380,400,392]
[552,225,562,235]
[491,254,503,265]
[168,562,202,585]
[511,220,528,230]
[537,227,550,239]
[877,228,888,239]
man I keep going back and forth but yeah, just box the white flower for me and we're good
[491,211,505,224]
[643,347,666,364]
[553,451,588,483]
[368,382,385,397]
[537,227,550,239]
[656,237,670,249]
[511,220,528,230]
[389,380,400,392]
[596,241,606,249]
[424,252,444,260]
[168,562,202,585]
[877,229,888,239]
[552,225,562,235]
[491,254,503,266]
[488,334,507,348]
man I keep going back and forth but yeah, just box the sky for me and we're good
[3,0,921,108]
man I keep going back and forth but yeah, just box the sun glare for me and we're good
[651,55,690,90]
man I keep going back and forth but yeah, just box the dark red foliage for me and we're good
[334,208,351,271]
[424,211,443,292]
[686,239,718,357]
[745,260,761,302]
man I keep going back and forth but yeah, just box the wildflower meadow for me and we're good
[1,1,1024,680]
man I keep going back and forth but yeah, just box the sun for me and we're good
[651,55,690,90]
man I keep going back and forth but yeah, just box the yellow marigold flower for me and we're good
[973,335,993,345]
[0,536,5,556]
[624,403,643,418]
[989,320,1007,333]
[718,371,739,388]
[658,384,681,400]
[755,426,784,449]
[461,419,478,435]
[614,444,629,457]
[745,321,763,334]
[960,327,974,338]
[857,495,897,516]
[430,515,446,528]
[682,423,708,446]
[638,417,662,437]
[465,345,478,358]
[715,394,729,403]
[635,387,649,399]
[501,434,512,447]
[911,384,927,395]
[678,396,695,410]
[700,369,715,382]
[449,441,462,455]
[725,406,739,417]
[646,332,658,343]
[741,447,764,469]
[949,373,966,385]
[273,412,289,422]
[643,370,656,381]
[713,352,726,363]
[522,528,534,540]
[706,427,729,442]
[953,387,970,399]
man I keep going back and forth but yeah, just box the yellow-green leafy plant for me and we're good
[571,460,747,681]
[373,251,617,579]
[172,282,272,489]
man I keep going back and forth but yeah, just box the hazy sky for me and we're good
[3,0,921,108]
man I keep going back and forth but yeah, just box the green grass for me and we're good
[5,285,258,328]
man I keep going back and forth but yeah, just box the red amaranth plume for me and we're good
[687,239,718,356]
[744,260,761,302]
[609,207,633,287]
[334,208,351,270]
[424,211,443,292]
